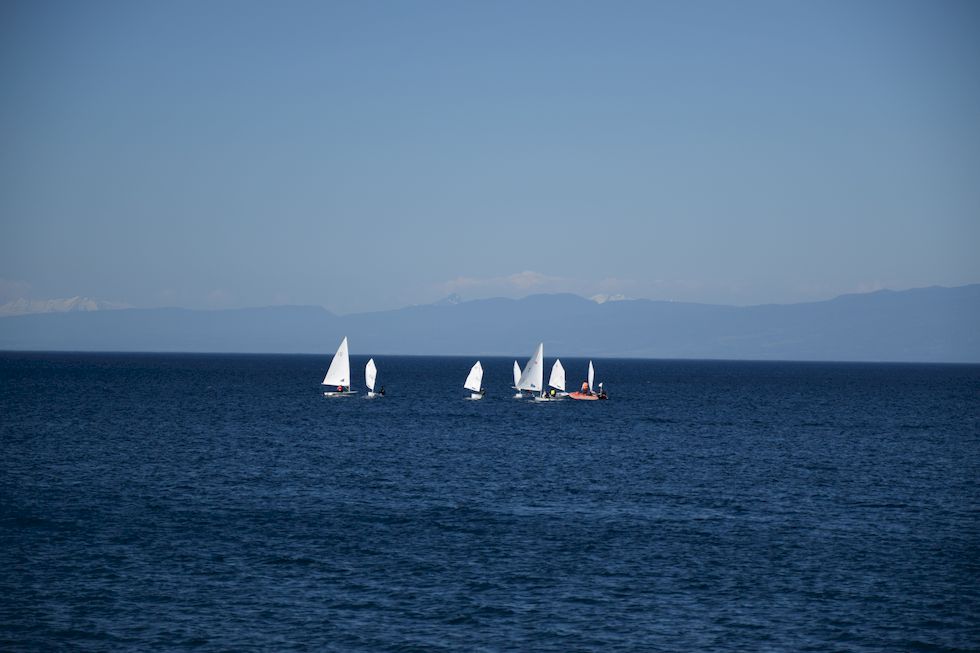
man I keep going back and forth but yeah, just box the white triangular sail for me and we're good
[512,361,521,388]
[549,358,566,392]
[516,343,544,391]
[322,337,351,387]
[588,360,595,392]
[365,358,377,392]
[464,361,483,393]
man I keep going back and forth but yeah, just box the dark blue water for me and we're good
[2,352,978,651]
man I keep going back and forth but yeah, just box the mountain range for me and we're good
[0,285,977,362]
[0,296,131,317]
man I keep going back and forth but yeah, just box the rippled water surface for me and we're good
[2,353,979,651]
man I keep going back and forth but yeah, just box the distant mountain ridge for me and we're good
[0,296,131,316]
[0,285,978,362]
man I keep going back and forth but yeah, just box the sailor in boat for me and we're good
[580,381,592,396]
[378,385,385,396]
[549,388,557,398]
[597,382,607,399]
[337,385,344,393]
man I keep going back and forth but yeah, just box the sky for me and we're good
[1,0,978,314]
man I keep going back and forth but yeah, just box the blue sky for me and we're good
[1,0,978,313]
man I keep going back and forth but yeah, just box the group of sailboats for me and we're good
[510,342,559,400]
[507,342,602,401]
[321,337,605,401]
[321,337,384,398]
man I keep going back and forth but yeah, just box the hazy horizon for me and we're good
[2,284,977,363]
[2,1,979,314]
[2,281,977,318]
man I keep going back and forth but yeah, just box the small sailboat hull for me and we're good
[323,390,358,397]
[469,393,484,400]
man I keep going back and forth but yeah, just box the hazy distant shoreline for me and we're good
[1,285,976,363]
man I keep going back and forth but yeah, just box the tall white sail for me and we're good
[588,360,595,392]
[464,361,483,393]
[516,343,544,392]
[549,358,566,392]
[512,361,521,388]
[322,337,351,387]
[365,358,377,392]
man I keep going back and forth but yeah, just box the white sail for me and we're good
[365,358,377,392]
[516,343,544,391]
[549,358,566,392]
[588,360,595,392]
[464,361,483,393]
[512,361,521,388]
[322,337,351,387]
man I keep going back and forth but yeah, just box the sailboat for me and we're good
[322,337,357,396]
[515,343,544,398]
[535,358,566,401]
[552,359,567,396]
[512,360,524,398]
[464,361,485,399]
[570,359,607,400]
[365,358,382,398]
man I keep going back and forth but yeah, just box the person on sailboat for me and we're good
[549,388,556,398]
[378,385,385,396]
[337,385,344,392]
[581,381,590,394]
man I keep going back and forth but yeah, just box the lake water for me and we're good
[1,352,978,651]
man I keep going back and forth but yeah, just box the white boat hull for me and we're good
[469,393,484,400]
[323,390,357,397]
[533,395,563,402]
